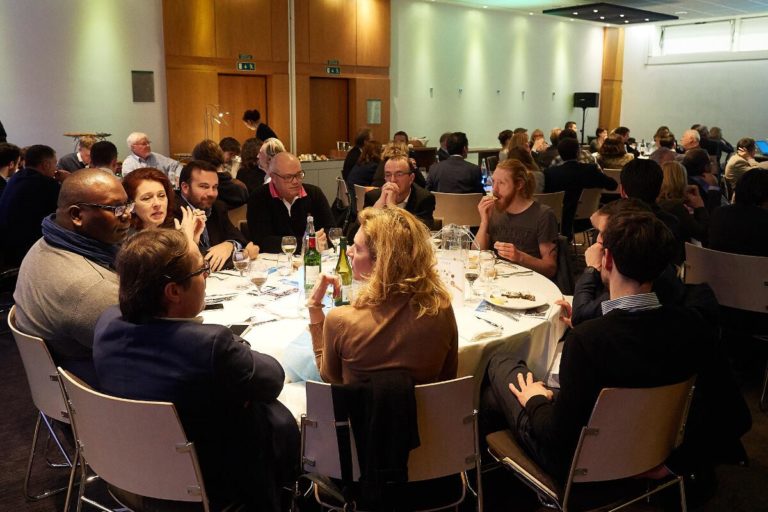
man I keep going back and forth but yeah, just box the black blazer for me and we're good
[426,156,483,194]
[173,193,246,263]
[0,168,60,267]
[364,184,435,229]
[543,161,617,237]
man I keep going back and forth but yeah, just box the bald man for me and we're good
[247,152,334,253]
[14,169,132,385]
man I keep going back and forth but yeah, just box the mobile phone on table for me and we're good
[204,302,224,310]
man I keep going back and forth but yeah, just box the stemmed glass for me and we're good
[232,249,250,289]
[464,253,480,300]
[281,236,297,275]
[249,259,269,295]
[328,228,343,254]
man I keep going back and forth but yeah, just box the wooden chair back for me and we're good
[433,192,483,227]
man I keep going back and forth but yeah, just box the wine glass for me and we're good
[464,254,480,300]
[232,249,250,289]
[249,260,269,295]
[281,236,297,274]
[328,228,343,253]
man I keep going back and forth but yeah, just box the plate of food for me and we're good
[485,290,547,310]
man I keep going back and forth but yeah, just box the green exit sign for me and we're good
[326,66,341,75]
[237,62,256,71]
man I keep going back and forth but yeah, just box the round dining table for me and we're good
[200,252,568,421]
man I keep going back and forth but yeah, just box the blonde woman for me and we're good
[658,161,709,243]
[307,207,458,385]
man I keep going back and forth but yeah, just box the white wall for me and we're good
[621,24,768,144]
[391,1,605,149]
[0,0,168,159]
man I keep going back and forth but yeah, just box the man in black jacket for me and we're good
[365,155,435,229]
[174,160,256,270]
[247,152,334,254]
[544,137,617,238]
[482,209,706,482]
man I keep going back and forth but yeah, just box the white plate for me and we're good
[485,292,547,310]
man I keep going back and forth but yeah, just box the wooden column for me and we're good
[599,27,624,131]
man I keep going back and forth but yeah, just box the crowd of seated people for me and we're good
[2,117,765,510]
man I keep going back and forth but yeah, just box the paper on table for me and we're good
[454,309,501,342]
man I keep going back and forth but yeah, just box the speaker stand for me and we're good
[579,106,588,145]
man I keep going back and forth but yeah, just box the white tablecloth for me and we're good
[200,253,567,419]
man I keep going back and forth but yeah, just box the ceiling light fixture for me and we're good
[543,2,677,25]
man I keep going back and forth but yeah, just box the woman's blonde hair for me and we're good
[495,158,535,199]
[354,207,451,317]
[659,161,688,201]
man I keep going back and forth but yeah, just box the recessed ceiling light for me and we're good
[529,12,534,15]
[644,18,649,21]
[593,9,598,13]
[624,20,629,23]
[674,11,688,15]
[573,11,578,15]
[599,15,605,19]
[619,14,624,17]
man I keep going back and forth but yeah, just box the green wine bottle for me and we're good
[334,237,352,306]
[303,234,321,294]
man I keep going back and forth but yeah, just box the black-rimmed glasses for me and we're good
[76,202,135,217]
[163,260,211,283]
[273,170,305,182]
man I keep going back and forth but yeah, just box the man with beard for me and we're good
[475,159,558,278]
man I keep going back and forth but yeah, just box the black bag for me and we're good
[332,177,353,230]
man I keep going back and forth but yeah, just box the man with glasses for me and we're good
[247,152,334,253]
[94,229,297,511]
[122,131,182,177]
[174,160,256,271]
[0,144,67,267]
[364,154,435,228]
[13,169,132,385]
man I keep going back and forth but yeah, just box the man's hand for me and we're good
[205,242,235,272]
[315,228,327,251]
[555,299,573,328]
[493,241,523,264]
[584,242,604,270]
[374,182,400,209]
[684,185,705,209]
[509,372,553,407]
[53,169,71,183]
[478,195,495,222]
[244,242,260,260]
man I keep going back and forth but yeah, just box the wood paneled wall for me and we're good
[163,0,390,156]
[599,27,624,132]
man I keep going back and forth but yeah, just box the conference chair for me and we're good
[58,368,210,512]
[433,192,483,228]
[487,378,696,512]
[571,188,603,249]
[299,376,482,511]
[354,184,377,215]
[534,191,565,232]
[8,306,75,502]
[683,243,768,409]
[601,168,622,195]
[227,204,248,238]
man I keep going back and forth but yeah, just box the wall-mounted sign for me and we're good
[327,59,339,65]
[366,99,381,125]
[237,62,256,71]
[238,54,253,60]
[326,66,341,75]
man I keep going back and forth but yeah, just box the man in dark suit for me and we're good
[58,135,95,172]
[365,155,435,229]
[0,144,63,267]
[173,160,256,271]
[436,131,451,162]
[426,132,484,194]
[94,229,298,511]
[482,209,706,482]
[543,138,617,238]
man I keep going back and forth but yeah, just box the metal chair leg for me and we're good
[24,412,70,501]
[760,360,768,413]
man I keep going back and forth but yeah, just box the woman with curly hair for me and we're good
[306,206,458,384]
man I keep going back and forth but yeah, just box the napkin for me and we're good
[454,309,502,342]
